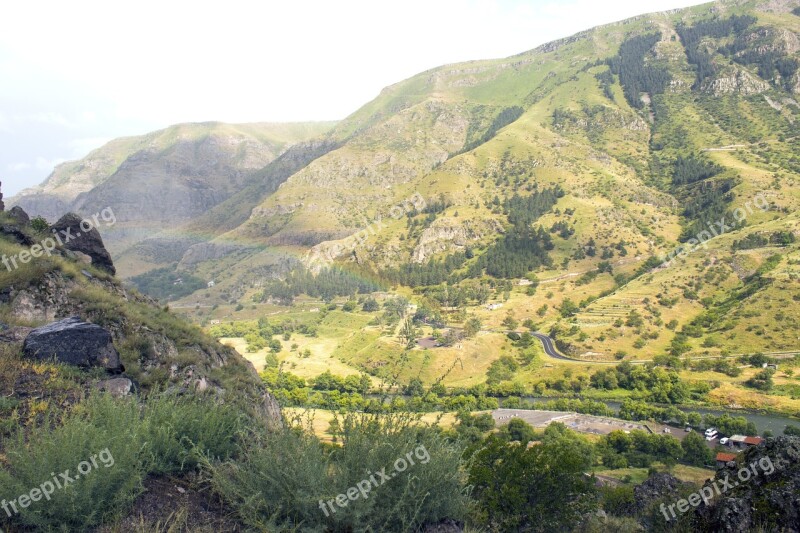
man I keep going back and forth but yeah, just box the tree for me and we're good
[501,418,536,443]
[464,316,482,338]
[399,318,418,349]
[746,368,775,391]
[682,431,712,466]
[687,412,702,427]
[502,312,518,331]
[30,216,50,233]
[361,297,379,312]
[404,377,424,397]
[469,431,598,530]
[784,425,800,437]
[268,338,283,353]
[559,299,579,318]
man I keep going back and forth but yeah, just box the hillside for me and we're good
[9,0,800,398]
[9,121,336,275]
[4,1,800,530]
[165,0,800,360]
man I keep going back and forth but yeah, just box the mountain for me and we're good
[9,121,335,274]
[183,0,800,361]
[11,0,800,364]
[4,1,800,530]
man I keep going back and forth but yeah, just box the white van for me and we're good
[704,427,717,437]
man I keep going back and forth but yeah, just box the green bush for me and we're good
[139,393,244,474]
[208,412,469,532]
[0,392,244,531]
[0,395,145,530]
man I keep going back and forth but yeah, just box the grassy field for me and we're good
[281,408,458,442]
[594,464,715,486]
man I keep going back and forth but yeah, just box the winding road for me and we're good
[530,332,799,366]
[531,332,576,362]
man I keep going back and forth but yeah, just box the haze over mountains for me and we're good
[10,0,800,360]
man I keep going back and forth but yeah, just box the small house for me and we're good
[716,452,737,468]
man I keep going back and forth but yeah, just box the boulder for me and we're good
[51,212,116,275]
[22,316,123,372]
[8,206,30,225]
[0,225,34,246]
[94,377,134,397]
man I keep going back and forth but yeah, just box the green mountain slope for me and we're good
[174,0,800,363]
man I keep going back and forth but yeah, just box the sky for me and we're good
[1,0,707,196]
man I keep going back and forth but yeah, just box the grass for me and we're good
[282,407,458,442]
[207,412,469,532]
[0,393,245,531]
[594,462,714,486]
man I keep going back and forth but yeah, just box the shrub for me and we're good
[0,395,145,530]
[139,393,244,474]
[0,392,245,531]
[208,412,469,531]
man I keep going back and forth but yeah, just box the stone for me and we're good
[22,316,123,372]
[51,213,116,275]
[0,225,34,246]
[94,377,134,397]
[8,206,30,225]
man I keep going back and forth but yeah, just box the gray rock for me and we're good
[0,225,34,246]
[94,377,134,397]
[695,436,800,532]
[22,316,123,372]
[51,212,115,275]
[8,206,30,225]
[626,472,687,516]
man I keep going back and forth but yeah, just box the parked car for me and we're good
[704,427,718,437]
[720,437,730,445]
[685,427,692,432]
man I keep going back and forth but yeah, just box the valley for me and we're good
[3,0,800,530]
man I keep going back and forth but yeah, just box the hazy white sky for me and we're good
[1,0,706,196]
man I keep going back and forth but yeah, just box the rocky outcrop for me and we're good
[22,316,123,372]
[52,212,116,275]
[695,436,800,532]
[626,472,688,516]
[701,68,770,96]
[9,206,30,225]
[412,218,503,263]
[0,224,34,246]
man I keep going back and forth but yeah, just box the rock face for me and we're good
[627,472,687,516]
[52,212,116,275]
[695,436,800,532]
[22,316,123,372]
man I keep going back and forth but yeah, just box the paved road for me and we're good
[531,332,578,362]
[531,332,799,365]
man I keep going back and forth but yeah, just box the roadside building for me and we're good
[716,452,738,468]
